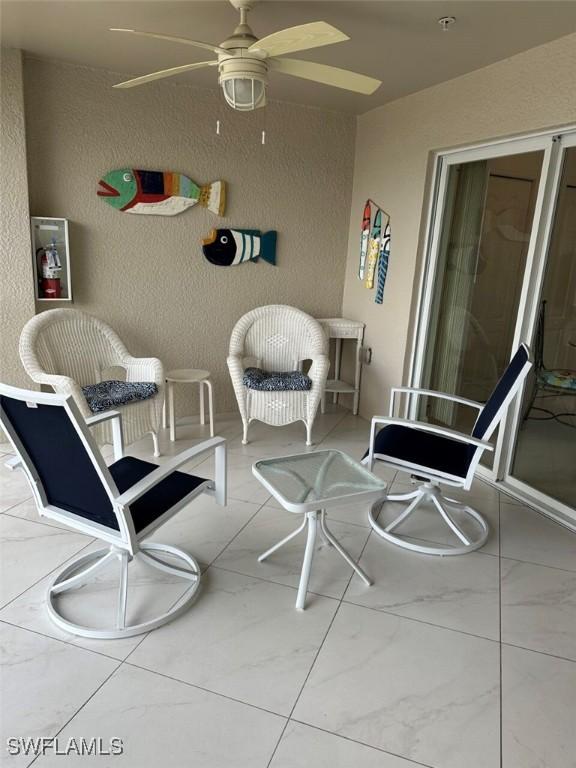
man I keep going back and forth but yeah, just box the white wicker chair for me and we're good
[227,305,329,446]
[19,309,164,456]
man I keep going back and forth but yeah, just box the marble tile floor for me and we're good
[1,406,575,767]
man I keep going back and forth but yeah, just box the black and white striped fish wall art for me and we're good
[201,228,277,267]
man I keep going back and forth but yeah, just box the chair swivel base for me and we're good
[258,509,372,610]
[47,542,201,640]
[369,483,489,557]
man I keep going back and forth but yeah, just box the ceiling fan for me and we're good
[111,0,382,111]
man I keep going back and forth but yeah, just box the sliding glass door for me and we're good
[412,130,576,524]
[509,140,576,511]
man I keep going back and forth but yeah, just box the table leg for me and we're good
[320,510,372,586]
[333,338,342,405]
[199,381,205,426]
[353,335,362,415]
[169,382,176,442]
[205,378,215,437]
[296,511,318,610]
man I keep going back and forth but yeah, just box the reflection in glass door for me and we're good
[512,146,576,509]
[420,150,545,458]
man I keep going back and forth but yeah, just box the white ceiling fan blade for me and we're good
[248,22,348,58]
[269,58,381,95]
[110,28,228,56]
[113,60,217,89]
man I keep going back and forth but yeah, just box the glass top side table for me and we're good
[253,450,386,609]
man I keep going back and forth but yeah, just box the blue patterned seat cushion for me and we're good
[242,367,312,392]
[82,380,158,414]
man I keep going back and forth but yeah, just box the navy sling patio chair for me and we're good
[0,383,226,639]
[363,344,532,556]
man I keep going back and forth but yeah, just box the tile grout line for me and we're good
[265,523,376,768]
[123,659,288,719]
[26,659,123,768]
[203,498,276,570]
[499,641,576,666]
[287,718,437,768]
[1,495,33,514]
[1,509,73,533]
[340,596,501,644]
[498,553,576,576]
[23,585,185,767]
[0,619,129,664]
[0,538,96,613]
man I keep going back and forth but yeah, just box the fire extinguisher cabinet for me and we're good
[31,217,72,302]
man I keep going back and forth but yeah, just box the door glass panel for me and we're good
[421,151,544,466]
[512,147,576,508]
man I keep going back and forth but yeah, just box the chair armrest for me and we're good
[85,409,122,426]
[31,372,83,397]
[115,436,226,507]
[390,386,483,416]
[227,354,245,372]
[122,356,164,385]
[370,415,494,451]
[86,410,124,460]
[308,354,330,380]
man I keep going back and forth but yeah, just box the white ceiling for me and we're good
[2,0,576,114]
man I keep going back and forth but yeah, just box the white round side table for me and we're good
[163,369,214,441]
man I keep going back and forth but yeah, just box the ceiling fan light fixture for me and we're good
[218,56,268,111]
[221,76,266,110]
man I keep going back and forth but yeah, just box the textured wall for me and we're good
[0,48,36,388]
[23,57,355,413]
[342,32,576,419]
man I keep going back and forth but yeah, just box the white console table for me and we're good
[318,318,365,415]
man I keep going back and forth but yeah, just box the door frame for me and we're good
[409,125,576,527]
[499,130,576,528]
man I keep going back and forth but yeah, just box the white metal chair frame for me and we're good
[0,384,226,639]
[19,308,165,457]
[364,347,532,556]
[227,305,329,446]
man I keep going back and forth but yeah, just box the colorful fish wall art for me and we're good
[358,199,391,304]
[202,228,277,267]
[97,169,226,216]
[358,201,371,280]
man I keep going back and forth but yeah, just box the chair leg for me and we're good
[305,421,313,447]
[117,551,129,630]
[384,493,425,533]
[242,419,249,445]
[296,512,318,610]
[258,517,307,562]
[47,543,202,639]
[138,543,198,581]
[151,431,160,458]
[50,549,116,596]
[369,483,489,556]
[430,494,471,546]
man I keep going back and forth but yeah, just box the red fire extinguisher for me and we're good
[37,238,62,299]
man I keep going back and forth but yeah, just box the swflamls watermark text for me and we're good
[6,737,124,757]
